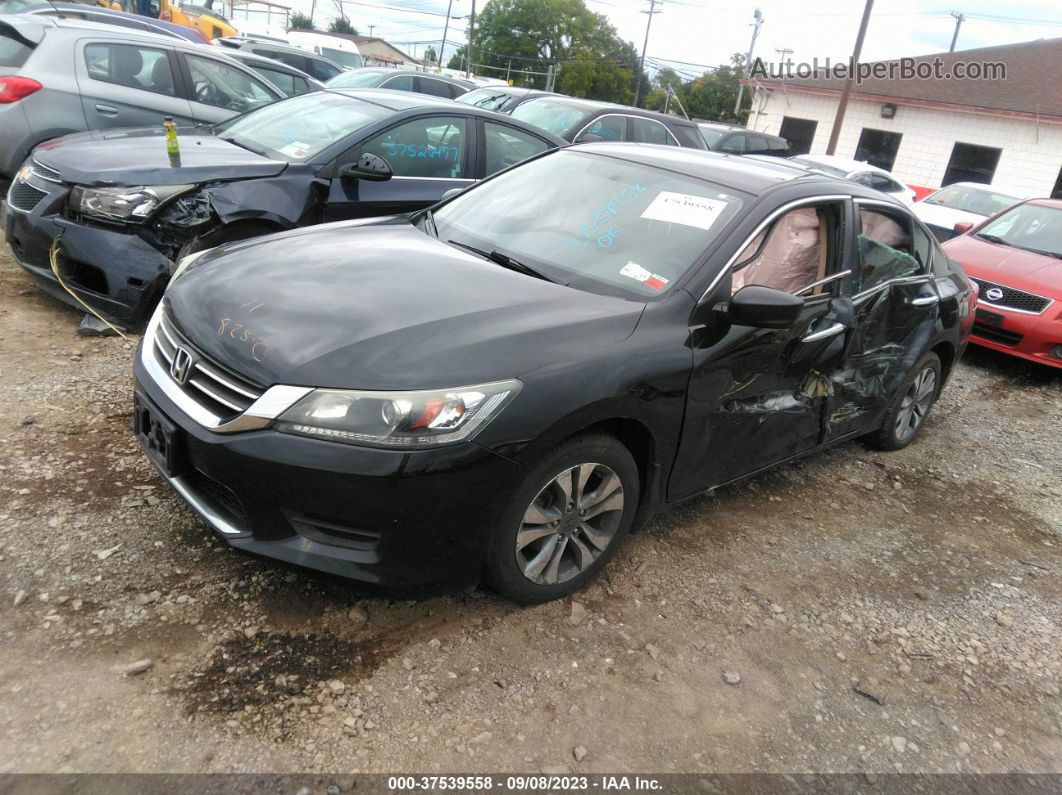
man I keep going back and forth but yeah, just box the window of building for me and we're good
[778,117,817,155]
[855,128,902,171]
[942,142,1002,186]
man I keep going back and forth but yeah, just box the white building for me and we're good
[745,37,1062,197]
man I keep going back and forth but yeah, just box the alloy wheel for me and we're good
[894,366,937,442]
[515,463,625,586]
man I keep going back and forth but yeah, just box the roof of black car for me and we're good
[524,95,697,126]
[326,88,458,110]
[573,142,846,195]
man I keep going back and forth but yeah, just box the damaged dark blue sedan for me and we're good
[132,145,976,603]
[4,88,564,327]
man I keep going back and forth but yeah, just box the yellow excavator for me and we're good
[154,0,237,40]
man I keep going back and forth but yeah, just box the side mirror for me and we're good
[338,153,393,182]
[574,132,604,144]
[952,221,973,235]
[726,285,803,329]
[440,187,465,201]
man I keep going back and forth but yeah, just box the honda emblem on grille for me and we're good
[985,287,1004,301]
[170,347,193,385]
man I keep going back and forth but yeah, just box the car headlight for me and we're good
[69,184,194,222]
[275,380,521,448]
[169,245,215,283]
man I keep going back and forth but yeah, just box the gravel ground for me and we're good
[0,243,1059,775]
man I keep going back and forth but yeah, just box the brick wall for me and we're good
[747,87,1062,196]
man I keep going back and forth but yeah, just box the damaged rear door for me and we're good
[670,196,858,498]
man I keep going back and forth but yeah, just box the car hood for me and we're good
[913,202,982,231]
[943,234,1061,299]
[34,128,287,186]
[165,224,645,389]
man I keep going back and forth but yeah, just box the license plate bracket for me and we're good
[134,392,184,478]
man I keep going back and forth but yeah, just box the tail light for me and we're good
[0,77,43,104]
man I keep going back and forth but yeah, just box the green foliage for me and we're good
[642,53,748,124]
[327,16,357,35]
[288,11,314,31]
[424,46,438,65]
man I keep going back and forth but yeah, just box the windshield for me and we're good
[789,156,849,178]
[456,87,513,111]
[213,91,389,161]
[976,203,1062,259]
[326,69,386,88]
[924,184,1021,216]
[511,99,594,138]
[698,126,725,147]
[432,149,745,298]
[321,47,363,69]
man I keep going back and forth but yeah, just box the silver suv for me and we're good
[0,14,283,183]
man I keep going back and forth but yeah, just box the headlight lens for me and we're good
[276,380,521,448]
[69,184,193,222]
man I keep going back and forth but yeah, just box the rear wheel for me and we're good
[485,434,639,604]
[864,352,941,450]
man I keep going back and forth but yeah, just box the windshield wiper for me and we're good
[421,209,439,239]
[447,239,556,283]
[975,233,1007,245]
[217,134,265,156]
[1012,244,1062,260]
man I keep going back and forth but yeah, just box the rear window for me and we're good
[0,25,35,68]
[511,99,594,138]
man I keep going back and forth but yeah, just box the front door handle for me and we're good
[94,104,119,116]
[909,294,939,306]
[802,322,845,343]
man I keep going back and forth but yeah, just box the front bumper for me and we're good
[5,172,172,327]
[970,301,1062,369]
[133,345,523,587]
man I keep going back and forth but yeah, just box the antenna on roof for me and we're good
[45,0,65,19]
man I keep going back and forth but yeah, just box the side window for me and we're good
[360,116,466,178]
[483,121,551,176]
[720,134,747,154]
[253,65,295,96]
[869,173,900,192]
[583,115,626,142]
[448,83,467,99]
[911,223,934,270]
[416,77,451,98]
[857,206,921,292]
[630,117,675,145]
[186,54,277,111]
[84,42,175,96]
[291,76,312,95]
[731,205,833,296]
[746,134,770,154]
[308,58,341,81]
[381,74,416,92]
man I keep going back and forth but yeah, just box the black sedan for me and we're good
[5,89,564,327]
[132,145,976,603]
[456,86,558,114]
[326,68,472,99]
[510,96,706,147]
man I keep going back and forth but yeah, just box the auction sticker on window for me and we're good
[640,191,727,230]
[278,141,311,158]
[620,261,669,291]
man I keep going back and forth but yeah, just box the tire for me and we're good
[863,352,942,451]
[485,433,639,604]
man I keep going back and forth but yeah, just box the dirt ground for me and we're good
[0,241,1059,776]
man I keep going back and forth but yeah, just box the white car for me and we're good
[285,30,364,70]
[912,182,1030,241]
[789,154,916,205]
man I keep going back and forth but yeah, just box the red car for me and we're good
[942,198,1062,368]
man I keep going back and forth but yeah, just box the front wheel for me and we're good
[864,352,941,451]
[485,434,639,604]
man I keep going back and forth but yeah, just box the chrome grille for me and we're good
[7,180,47,212]
[153,308,263,419]
[973,279,1052,315]
[30,160,61,181]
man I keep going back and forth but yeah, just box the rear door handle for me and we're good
[94,104,119,117]
[909,295,939,306]
[802,322,845,343]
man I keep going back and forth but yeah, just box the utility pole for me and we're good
[633,0,661,107]
[949,11,965,52]
[733,8,763,116]
[826,0,874,155]
[439,0,454,69]
[367,24,375,37]
[464,0,476,77]
[309,0,315,27]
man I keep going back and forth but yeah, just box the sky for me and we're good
[225,0,1062,77]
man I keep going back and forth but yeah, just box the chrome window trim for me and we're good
[698,194,851,302]
[573,113,680,146]
[390,176,476,182]
[140,306,312,433]
[851,274,930,304]
[794,269,852,296]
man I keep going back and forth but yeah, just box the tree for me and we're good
[423,46,438,65]
[289,12,314,30]
[328,16,356,35]
[449,0,642,103]
[684,53,747,123]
